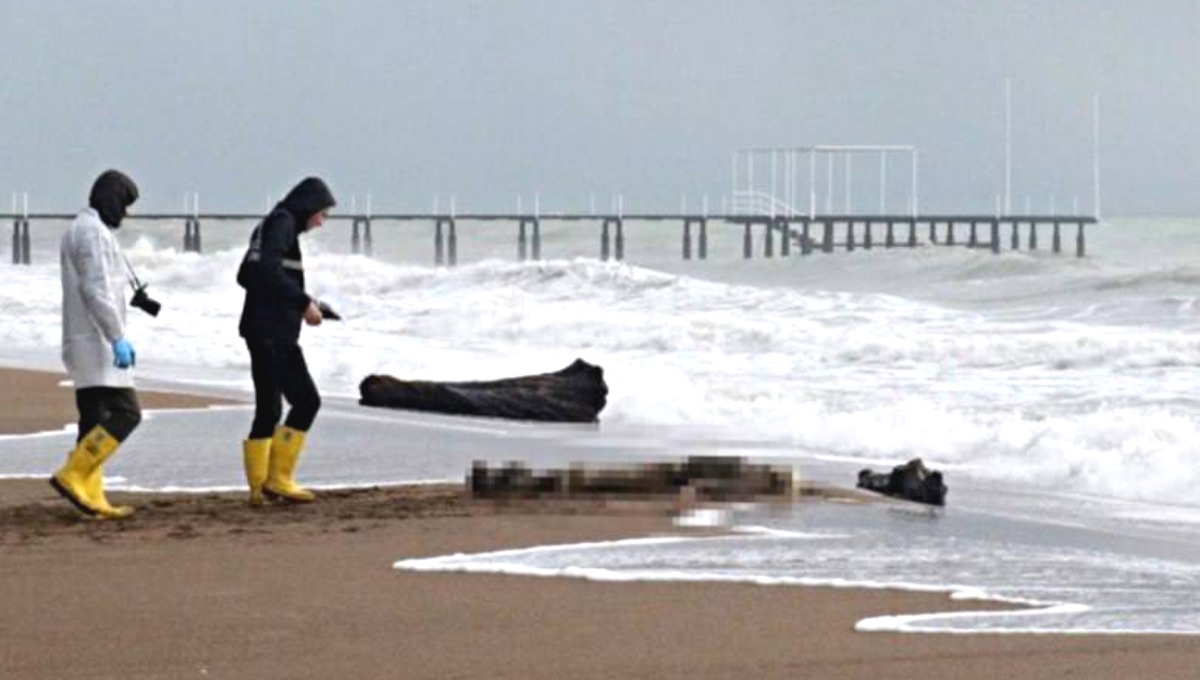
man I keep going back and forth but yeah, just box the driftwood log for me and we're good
[358,358,608,423]
[856,458,947,506]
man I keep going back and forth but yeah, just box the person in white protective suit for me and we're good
[50,170,143,519]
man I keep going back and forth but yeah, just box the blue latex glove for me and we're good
[111,338,136,369]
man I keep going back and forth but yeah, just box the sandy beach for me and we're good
[3,366,1199,679]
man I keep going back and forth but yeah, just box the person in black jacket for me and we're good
[237,177,336,505]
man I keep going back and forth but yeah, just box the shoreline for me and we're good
[0,365,242,436]
[3,365,1200,678]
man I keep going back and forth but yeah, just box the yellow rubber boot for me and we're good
[50,426,132,519]
[264,426,315,503]
[84,464,135,519]
[243,438,271,506]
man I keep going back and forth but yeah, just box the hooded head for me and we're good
[278,177,336,231]
[89,170,140,229]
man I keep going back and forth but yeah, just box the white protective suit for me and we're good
[60,207,133,388]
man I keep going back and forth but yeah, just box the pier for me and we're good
[4,210,1094,266]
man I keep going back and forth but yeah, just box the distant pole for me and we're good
[784,151,791,215]
[808,150,816,219]
[844,154,852,214]
[730,152,737,215]
[1004,77,1012,215]
[879,151,887,214]
[770,149,777,208]
[825,153,833,214]
[747,152,754,206]
[1093,94,1102,220]
[911,148,919,218]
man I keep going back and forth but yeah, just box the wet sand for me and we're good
[0,366,235,435]
[2,366,1199,679]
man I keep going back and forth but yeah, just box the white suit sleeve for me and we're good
[71,227,126,343]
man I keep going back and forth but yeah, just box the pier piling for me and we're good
[435,219,445,265]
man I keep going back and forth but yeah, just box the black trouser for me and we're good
[245,338,321,439]
[75,387,142,443]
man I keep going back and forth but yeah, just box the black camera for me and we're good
[130,284,162,317]
[316,300,341,321]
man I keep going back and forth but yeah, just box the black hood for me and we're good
[89,170,139,229]
[278,177,336,231]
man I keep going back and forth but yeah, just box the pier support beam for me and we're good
[1052,222,1062,254]
[743,223,752,259]
[682,220,691,260]
[822,221,834,253]
[763,221,774,258]
[968,222,978,248]
[1029,223,1038,250]
[946,222,956,246]
[864,221,873,249]
[351,217,373,256]
[928,221,937,244]
[11,218,30,265]
[885,222,895,248]
[846,221,856,252]
[1076,223,1086,258]
[1010,221,1020,250]
[435,217,457,266]
[907,221,917,248]
[602,218,623,261]
[800,221,812,255]
[990,220,1000,254]
[777,218,790,257]
[183,218,202,253]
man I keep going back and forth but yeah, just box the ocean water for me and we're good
[4,213,1200,634]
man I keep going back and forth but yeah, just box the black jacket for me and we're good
[238,178,336,342]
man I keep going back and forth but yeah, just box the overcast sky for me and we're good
[1,0,1196,215]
